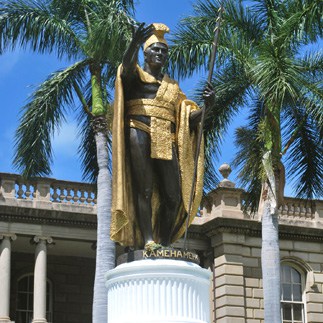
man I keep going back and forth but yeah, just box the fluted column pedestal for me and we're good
[32,236,53,323]
[0,234,16,323]
[106,259,211,323]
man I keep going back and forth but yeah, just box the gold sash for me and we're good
[125,74,180,160]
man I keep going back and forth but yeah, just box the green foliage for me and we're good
[14,60,88,177]
[169,0,323,207]
[233,98,266,213]
[1,0,135,179]
[282,106,323,198]
[0,0,80,58]
[193,61,251,191]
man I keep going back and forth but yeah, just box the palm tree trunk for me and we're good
[92,122,115,323]
[261,198,281,322]
[261,152,282,323]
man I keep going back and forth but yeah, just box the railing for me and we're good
[50,182,96,204]
[279,197,316,220]
[0,173,97,209]
[1,173,322,223]
[199,185,322,226]
[15,180,36,200]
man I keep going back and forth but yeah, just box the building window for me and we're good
[281,264,305,323]
[16,274,53,323]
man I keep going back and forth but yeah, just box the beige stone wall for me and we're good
[1,174,322,323]
[212,232,323,323]
[10,252,95,323]
[280,240,323,323]
[212,233,261,323]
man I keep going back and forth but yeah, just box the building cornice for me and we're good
[196,217,323,242]
[0,205,96,229]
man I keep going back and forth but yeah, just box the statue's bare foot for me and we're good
[144,241,163,251]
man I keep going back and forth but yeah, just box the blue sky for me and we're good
[0,0,317,197]
[0,0,241,181]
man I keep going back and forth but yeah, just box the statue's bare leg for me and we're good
[128,127,153,246]
[154,145,181,245]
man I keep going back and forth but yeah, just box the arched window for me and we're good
[281,264,306,323]
[16,274,53,323]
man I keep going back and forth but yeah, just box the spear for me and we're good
[183,3,224,250]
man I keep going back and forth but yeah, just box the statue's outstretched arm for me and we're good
[122,23,155,77]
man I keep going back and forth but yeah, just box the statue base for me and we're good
[106,259,211,323]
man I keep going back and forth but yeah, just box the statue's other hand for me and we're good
[131,23,155,47]
[203,82,215,108]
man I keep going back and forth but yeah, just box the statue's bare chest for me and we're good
[123,74,161,100]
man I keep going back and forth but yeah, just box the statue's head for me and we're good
[144,23,169,69]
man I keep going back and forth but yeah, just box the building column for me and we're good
[32,236,53,323]
[0,233,16,323]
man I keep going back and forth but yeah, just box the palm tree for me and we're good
[168,0,323,321]
[0,0,135,321]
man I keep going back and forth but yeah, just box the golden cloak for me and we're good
[110,65,204,247]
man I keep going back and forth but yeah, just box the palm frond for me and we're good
[249,0,280,33]
[168,0,263,80]
[278,52,323,128]
[291,0,323,43]
[283,106,323,198]
[232,96,265,213]
[276,0,323,46]
[168,17,215,80]
[300,50,323,75]
[13,60,89,177]
[196,61,251,191]
[0,0,81,58]
[49,0,85,22]
[224,0,264,44]
[78,113,113,183]
[297,78,323,126]
[252,40,303,108]
[84,0,135,62]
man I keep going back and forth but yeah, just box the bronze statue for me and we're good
[111,23,214,249]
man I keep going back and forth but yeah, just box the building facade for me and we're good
[0,171,322,323]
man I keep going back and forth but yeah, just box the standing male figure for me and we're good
[111,23,214,249]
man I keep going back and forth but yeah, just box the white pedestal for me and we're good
[106,259,211,323]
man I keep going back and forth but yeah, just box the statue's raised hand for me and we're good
[131,23,155,48]
[122,23,155,73]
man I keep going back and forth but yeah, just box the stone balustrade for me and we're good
[51,181,96,205]
[0,173,97,212]
[198,186,323,229]
[1,172,322,225]
[279,197,316,220]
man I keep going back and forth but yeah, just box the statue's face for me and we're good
[144,42,168,68]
